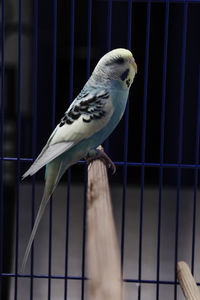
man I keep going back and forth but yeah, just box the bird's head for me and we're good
[92,48,137,89]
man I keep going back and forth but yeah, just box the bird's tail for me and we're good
[21,158,62,273]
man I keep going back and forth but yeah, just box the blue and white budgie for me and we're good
[21,48,137,271]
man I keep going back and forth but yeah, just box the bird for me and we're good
[21,48,137,272]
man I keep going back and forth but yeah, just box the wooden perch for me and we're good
[177,261,200,300]
[87,146,122,300]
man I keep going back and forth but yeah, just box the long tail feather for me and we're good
[21,192,50,272]
[21,159,62,272]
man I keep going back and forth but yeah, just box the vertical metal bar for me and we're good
[0,0,5,297]
[174,2,188,299]
[48,1,57,299]
[81,176,87,300]
[80,2,92,300]
[191,68,200,274]
[69,0,75,103]
[86,0,92,80]
[64,1,75,299]
[14,0,22,299]
[156,1,169,299]
[105,0,112,153]
[107,0,112,52]
[51,0,57,129]
[30,0,38,298]
[64,169,71,300]
[138,1,151,299]
[121,0,132,273]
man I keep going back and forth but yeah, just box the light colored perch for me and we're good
[177,261,200,300]
[87,146,122,300]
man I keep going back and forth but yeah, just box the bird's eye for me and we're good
[115,57,124,64]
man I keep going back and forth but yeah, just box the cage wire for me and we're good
[1,0,200,299]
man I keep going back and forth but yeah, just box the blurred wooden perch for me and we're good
[87,146,122,300]
[177,261,200,300]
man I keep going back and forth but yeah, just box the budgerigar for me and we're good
[21,48,137,271]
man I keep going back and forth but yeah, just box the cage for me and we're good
[1,0,200,299]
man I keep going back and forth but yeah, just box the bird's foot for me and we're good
[85,148,116,174]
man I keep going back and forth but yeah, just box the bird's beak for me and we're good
[130,57,137,74]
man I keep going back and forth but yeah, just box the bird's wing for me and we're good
[50,89,113,144]
[22,89,113,178]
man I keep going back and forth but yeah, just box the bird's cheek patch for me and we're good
[120,68,129,81]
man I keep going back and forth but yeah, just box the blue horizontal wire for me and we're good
[160,0,195,1]
[3,156,200,169]
[1,273,82,280]
[1,157,34,161]
[0,273,179,283]
[3,272,200,287]
[108,0,199,3]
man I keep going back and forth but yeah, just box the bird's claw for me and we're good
[85,149,116,174]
